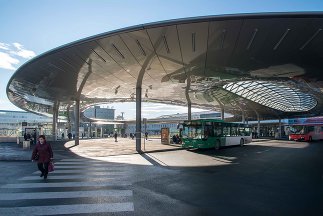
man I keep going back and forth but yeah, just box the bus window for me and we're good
[204,125,214,139]
[231,126,238,136]
[245,127,251,136]
[223,126,231,136]
[308,126,314,132]
[238,127,245,136]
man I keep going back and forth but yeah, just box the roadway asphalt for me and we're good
[0,139,322,215]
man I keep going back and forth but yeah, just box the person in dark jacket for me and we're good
[114,132,118,142]
[31,135,53,179]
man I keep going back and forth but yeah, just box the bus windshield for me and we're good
[182,123,203,139]
[290,125,314,134]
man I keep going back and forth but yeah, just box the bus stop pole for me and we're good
[279,118,282,139]
[136,87,142,153]
[257,115,260,138]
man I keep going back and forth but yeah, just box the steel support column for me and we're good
[242,111,245,124]
[256,111,260,138]
[87,123,90,138]
[221,107,225,120]
[52,102,59,141]
[188,102,192,121]
[52,107,57,141]
[136,87,142,153]
[74,100,80,145]
[185,76,192,121]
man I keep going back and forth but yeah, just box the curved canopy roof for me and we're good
[7,12,323,120]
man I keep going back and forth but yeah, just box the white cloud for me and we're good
[0,52,19,70]
[0,42,10,50]
[0,42,36,71]
[11,42,36,59]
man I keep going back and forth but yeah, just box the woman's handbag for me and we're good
[48,161,55,172]
[34,153,39,161]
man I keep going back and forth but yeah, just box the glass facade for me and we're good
[0,110,52,136]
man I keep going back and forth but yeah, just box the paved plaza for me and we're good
[0,139,322,215]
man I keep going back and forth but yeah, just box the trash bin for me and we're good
[23,140,30,149]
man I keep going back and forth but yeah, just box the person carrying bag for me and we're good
[31,135,53,179]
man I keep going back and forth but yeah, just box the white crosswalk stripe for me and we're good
[0,203,134,215]
[0,158,135,215]
[33,169,126,174]
[2,179,132,189]
[0,190,133,200]
[55,161,121,165]
[54,165,128,169]
[20,174,128,180]
[33,169,125,175]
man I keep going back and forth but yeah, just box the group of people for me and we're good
[172,134,182,144]
[23,130,37,144]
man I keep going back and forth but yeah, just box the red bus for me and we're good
[289,125,323,141]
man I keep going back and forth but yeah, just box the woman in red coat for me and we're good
[31,135,53,179]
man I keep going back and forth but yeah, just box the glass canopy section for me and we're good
[222,81,317,112]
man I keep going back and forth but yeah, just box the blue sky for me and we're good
[1,0,323,119]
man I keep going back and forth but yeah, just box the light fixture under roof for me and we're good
[273,28,290,50]
[163,35,170,54]
[112,44,125,59]
[192,32,196,52]
[136,40,146,56]
[223,81,317,112]
[246,28,258,50]
[299,28,322,50]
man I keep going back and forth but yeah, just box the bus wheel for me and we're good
[215,140,220,150]
[240,138,244,146]
[309,136,312,142]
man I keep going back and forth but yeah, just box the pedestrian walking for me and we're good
[31,135,53,180]
[114,132,118,142]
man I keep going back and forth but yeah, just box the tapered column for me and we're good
[87,123,90,138]
[185,76,192,121]
[188,102,192,121]
[136,87,142,152]
[74,100,80,145]
[52,102,59,141]
[221,107,225,120]
[242,111,245,124]
[256,111,260,138]
[52,108,57,141]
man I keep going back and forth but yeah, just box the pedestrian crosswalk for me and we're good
[0,158,135,215]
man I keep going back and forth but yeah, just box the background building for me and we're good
[0,110,53,137]
[125,111,227,137]
[83,106,115,120]
[81,106,116,138]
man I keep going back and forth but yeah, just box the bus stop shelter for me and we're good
[6,12,323,152]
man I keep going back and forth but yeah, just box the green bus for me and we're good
[181,119,252,149]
